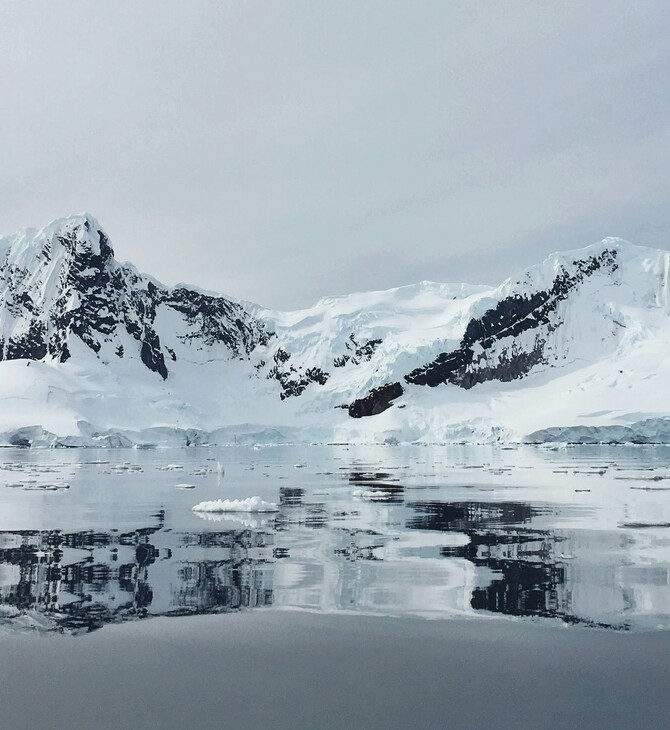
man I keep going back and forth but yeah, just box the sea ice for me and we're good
[352,488,393,500]
[191,496,279,513]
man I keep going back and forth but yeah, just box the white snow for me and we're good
[2,217,670,445]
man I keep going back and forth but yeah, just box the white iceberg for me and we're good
[352,488,393,500]
[191,496,279,513]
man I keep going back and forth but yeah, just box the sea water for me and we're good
[1,443,669,634]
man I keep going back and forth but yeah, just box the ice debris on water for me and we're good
[352,488,393,500]
[108,463,142,474]
[23,483,70,491]
[191,496,279,513]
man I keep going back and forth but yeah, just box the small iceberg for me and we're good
[352,488,393,500]
[192,496,279,513]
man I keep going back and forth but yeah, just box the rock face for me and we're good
[266,347,330,400]
[0,214,269,379]
[348,382,404,418]
[347,245,627,416]
[405,248,619,389]
[333,333,382,368]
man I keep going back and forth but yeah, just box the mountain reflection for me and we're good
[0,514,274,634]
[407,501,571,622]
[1,488,668,634]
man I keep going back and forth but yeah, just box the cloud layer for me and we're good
[2,1,669,307]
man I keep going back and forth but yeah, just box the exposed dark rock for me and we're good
[140,332,168,380]
[1,322,48,361]
[274,347,290,364]
[267,347,330,399]
[162,287,268,355]
[406,249,619,389]
[348,382,404,418]
[334,333,382,368]
[305,366,329,385]
[0,216,270,379]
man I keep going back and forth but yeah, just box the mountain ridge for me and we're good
[0,213,270,380]
[0,214,669,446]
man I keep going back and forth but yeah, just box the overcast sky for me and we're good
[2,1,670,309]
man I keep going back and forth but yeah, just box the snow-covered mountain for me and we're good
[1,213,670,446]
[0,214,268,377]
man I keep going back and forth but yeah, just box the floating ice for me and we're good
[352,488,393,500]
[191,496,279,513]
[108,464,142,473]
[23,483,69,491]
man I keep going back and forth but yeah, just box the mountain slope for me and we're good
[262,238,670,425]
[0,214,269,378]
[1,214,670,445]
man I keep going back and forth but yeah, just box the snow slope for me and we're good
[1,214,670,445]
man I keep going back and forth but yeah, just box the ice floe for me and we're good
[191,496,279,513]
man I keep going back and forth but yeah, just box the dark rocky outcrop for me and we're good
[333,333,382,368]
[268,347,330,399]
[0,216,269,380]
[348,382,404,418]
[406,249,618,389]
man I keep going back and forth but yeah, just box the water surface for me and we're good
[1,443,670,634]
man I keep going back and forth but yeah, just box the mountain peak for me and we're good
[0,214,269,379]
[37,212,114,261]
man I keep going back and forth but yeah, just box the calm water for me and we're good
[1,443,670,634]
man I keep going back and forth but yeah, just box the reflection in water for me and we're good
[0,515,274,633]
[2,452,670,635]
[408,501,568,621]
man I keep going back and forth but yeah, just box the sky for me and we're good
[1,1,670,309]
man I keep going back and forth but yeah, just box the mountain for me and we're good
[0,214,268,377]
[0,214,670,446]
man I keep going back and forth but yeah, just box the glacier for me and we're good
[1,213,670,446]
